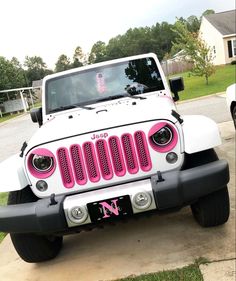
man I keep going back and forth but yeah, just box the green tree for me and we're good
[186,15,200,32]
[55,54,71,72]
[0,56,26,91]
[88,41,107,64]
[106,36,125,60]
[105,23,176,62]
[24,56,51,85]
[72,46,84,68]
[172,21,215,84]
[201,9,215,21]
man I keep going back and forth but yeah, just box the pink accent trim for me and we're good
[83,142,100,183]
[57,148,75,188]
[134,131,152,172]
[70,145,87,185]
[148,122,178,153]
[121,133,139,174]
[159,94,174,102]
[96,73,106,94]
[108,136,126,177]
[99,199,119,218]
[95,140,113,180]
[27,148,56,179]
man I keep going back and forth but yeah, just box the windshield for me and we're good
[45,57,164,114]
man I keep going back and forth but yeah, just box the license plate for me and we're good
[87,195,133,223]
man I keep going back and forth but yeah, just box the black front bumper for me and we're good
[0,159,229,234]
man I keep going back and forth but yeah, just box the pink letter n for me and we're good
[99,199,119,218]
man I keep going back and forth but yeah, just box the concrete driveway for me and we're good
[0,98,235,281]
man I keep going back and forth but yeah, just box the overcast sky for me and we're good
[0,0,235,69]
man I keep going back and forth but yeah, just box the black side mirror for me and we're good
[169,77,184,102]
[30,107,43,127]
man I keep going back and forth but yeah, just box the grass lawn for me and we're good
[171,64,235,101]
[0,192,8,243]
[117,262,204,281]
[0,112,22,123]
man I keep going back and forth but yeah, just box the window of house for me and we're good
[228,39,236,58]
[232,39,236,57]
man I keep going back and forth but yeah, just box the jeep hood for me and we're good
[27,96,177,151]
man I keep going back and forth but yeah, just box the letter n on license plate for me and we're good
[87,195,133,223]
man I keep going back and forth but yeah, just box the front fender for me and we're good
[182,115,221,154]
[0,154,30,192]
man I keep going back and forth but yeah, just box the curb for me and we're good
[0,112,29,127]
[200,259,236,281]
[177,92,226,104]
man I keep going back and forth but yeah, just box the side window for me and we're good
[232,39,236,57]
[228,41,233,58]
[228,39,236,58]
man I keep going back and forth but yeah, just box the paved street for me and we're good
[0,114,38,162]
[177,93,232,123]
[0,95,235,281]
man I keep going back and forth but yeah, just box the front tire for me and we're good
[191,186,230,227]
[183,149,230,227]
[8,187,63,263]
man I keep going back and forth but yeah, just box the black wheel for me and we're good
[231,105,236,129]
[182,149,230,227]
[8,187,63,263]
[191,186,230,227]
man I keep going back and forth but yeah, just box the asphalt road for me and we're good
[0,94,235,281]
[177,93,232,123]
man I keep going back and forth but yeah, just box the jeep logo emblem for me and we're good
[91,133,108,140]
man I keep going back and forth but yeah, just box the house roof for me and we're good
[204,10,236,36]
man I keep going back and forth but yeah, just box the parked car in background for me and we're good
[226,83,236,128]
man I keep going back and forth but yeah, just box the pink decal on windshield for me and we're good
[96,73,106,94]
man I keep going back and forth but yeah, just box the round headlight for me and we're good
[32,154,54,172]
[151,126,173,146]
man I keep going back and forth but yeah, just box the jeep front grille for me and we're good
[121,134,139,174]
[57,131,152,188]
[57,148,74,188]
[70,145,87,185]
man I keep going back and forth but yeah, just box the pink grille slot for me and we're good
[57,148,74,188]
[121,133,139,174]
[96,140,113,180]
[70,145,87,185]
[134,131,152,171]
[83,142,100,182]
[108,136,126,176]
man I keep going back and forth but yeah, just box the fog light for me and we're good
[166,152,178,164]
[36,180,48,192]
[69,206,88,223]
[132,192,152,210]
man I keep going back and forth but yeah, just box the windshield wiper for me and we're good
[96,93,146,103]
[95,94,128,103]
[50,104,94,113]
[126,93,146,100]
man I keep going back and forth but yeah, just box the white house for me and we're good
[199,10,236,65]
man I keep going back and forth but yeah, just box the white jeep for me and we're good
[0,53,230,263]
